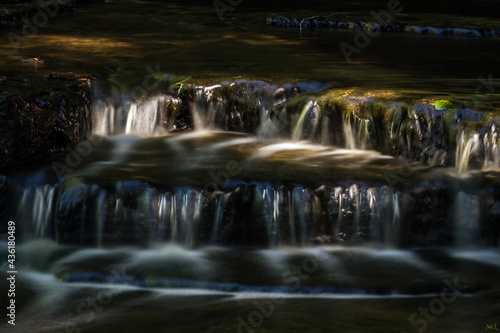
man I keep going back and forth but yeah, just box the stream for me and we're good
[1,1,500,332]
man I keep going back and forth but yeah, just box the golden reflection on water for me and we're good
[239,34,302,46]
[35,35,133,53]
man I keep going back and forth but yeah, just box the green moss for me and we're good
[484,323,500,333]
[432,99,453,110]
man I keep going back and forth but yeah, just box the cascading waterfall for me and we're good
[92,98,116,136]
[3,84,500,333]
[88,81,500,174]
[95,188,106,247]
[190,85,223,131]
[180,190,204,249]
[455,131,480,173]
[7,81,498,250]
[292,100,320,141]
[4,3,500,332]
[124,97,161,135]
[483,123,500,169]
[155,192,179,242]
[92,89,165,136]
[7,179,421,247]
[343,114,371,150]
[453,191,480,247]
[211,193,228,244]
[10,174,491,248]
[334,186,344,243]
[17,185,58,240]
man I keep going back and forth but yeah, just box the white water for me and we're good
[17,185,58,239]
[454,191,480,247]
[343,115,370,150]
[292,100,319,141]
[125,98,160,135]
[191,85,222,131]
[456,131,480,173]
[90,83,500,176]
[93,95,165,136]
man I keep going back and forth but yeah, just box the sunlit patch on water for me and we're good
[33,35,134,53]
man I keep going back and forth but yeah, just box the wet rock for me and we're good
[0,176,16,229]
[475,172,500,246]
[162,85,193,132]
[0,75,92,168]
[46,72,93,81]
[266,16,500,37]
[57,180,154,247]
[184,82,269,133]
[399,181,454,247]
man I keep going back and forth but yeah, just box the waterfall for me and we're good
[257,186,279,247]
[17,185,58,240]
[2,172,499,249]
[92,99,116,136]
[333,186,344,243]
[292,100,319,141]
[455,131,480,173]
[190,85,223,131]
[367,187,398,246]
[211,193,228,244]
[7,81,498,250]
[343,114,370,150]
[483,123,500,169]
[92,87,165,136]
[453,192,480,247]
[179,190,204,248]
[343,117,356,150]
[95,188,106,247]
[90,80,500,173]
[125,97,161,135]
[155,192,179,242]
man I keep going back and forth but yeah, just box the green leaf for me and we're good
[432,99,453,110]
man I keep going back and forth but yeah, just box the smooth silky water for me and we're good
[1,1,500,332]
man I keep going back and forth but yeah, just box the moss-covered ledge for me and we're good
[0,74,92,168]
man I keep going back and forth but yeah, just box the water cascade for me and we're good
[2,2,500,332]
[2,79,500,333]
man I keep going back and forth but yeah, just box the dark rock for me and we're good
[0,176,16,228]
[266,16,497,37]
[0,75,92,168]
[400,181,454,247]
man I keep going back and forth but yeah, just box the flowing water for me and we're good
[1,1,500,332]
